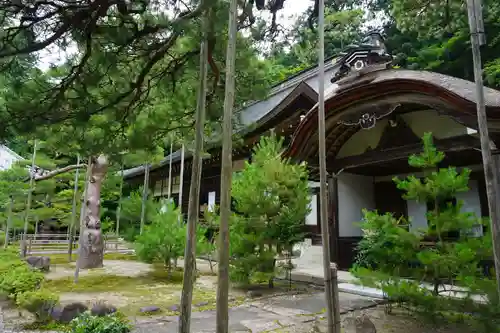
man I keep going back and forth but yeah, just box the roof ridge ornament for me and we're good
[330,30,393,86]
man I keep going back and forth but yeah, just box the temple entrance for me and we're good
[285,67,500,269]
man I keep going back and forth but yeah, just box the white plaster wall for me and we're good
[407,179,483,234]
[208,191,216,211]
[338,173,375,237]
[0,145,22,171]
[407,200,428,232]
[306,194,318,226]
[337,110,473,159]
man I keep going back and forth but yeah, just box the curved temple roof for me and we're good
[284,68,500,162]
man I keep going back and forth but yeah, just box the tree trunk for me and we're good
[178,9,210,333]
[216,0,238,331]
[78,155,108,269]
[75,159,92,283]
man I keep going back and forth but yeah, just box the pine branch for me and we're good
[31,164,87,182]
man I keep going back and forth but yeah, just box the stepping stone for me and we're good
[168,304,180,312]
[140,306,161,313]
[194,301,209,307]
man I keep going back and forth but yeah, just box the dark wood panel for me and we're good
[338,237,362,270]
[374,181,408,219]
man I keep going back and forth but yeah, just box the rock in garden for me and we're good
[91,303,117,317]
[52,302,88,323]
[194,301,209,307]
[246,290,263,298]
[139,306,161,313]
[168,304,180,312]
[345,314,377,333]
[26,256,51,272]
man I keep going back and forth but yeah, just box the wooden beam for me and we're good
[331,135,480,171]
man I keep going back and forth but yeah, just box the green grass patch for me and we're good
[42,265,245,316]
[42,266,184,293]
[49,252,138,265]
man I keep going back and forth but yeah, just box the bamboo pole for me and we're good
[116,163,124,236]
[178,10,209,332]
[139,163,150,235]
[167,140,173,199]
[178,144,185,216]
[68,155,80,261]
[216,0,238,331]
[4,197,13,249]
[22,140,37,257]
[466,0,500,299]
[317,0,339,332]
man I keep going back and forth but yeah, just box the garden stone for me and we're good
[344,314,377,333]
[26,256,51,272]
[91,303,117,316]
[139,306,161,313]
[194,301,209,307]
[246,290,263,298]
[52,302,88,323]
[168,304,180,312]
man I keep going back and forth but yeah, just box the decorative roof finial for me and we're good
[331,30,393,85]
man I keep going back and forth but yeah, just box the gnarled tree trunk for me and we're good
[79,154,108,269]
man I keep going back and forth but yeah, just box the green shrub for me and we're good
[70,311,131,333]
[16,289,59,322]
[0,264,44,298]
[135,201,208,270]
[0,247,45,304]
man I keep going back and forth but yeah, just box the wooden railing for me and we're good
[14,233,134,256]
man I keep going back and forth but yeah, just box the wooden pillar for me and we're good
[328,175,339,263]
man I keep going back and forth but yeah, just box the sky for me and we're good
[38,2,313,70]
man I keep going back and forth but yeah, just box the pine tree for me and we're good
[230,134,310,284]
[353,133,498,330]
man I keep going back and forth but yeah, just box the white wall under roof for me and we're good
[0,145,23,171]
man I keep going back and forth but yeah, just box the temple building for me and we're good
[123,32,500,269]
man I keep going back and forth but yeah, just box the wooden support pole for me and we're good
[22,140,37,258]
[330,263,341,332]
[467,0,500,299]
[216,0,238,331]
[168,141,173,199]
[4,197,13,249]
[317,0,339,331]
[116,163,124,236]
[179,144,185,216]
[68,154,80,262]
[139,163,150,235]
